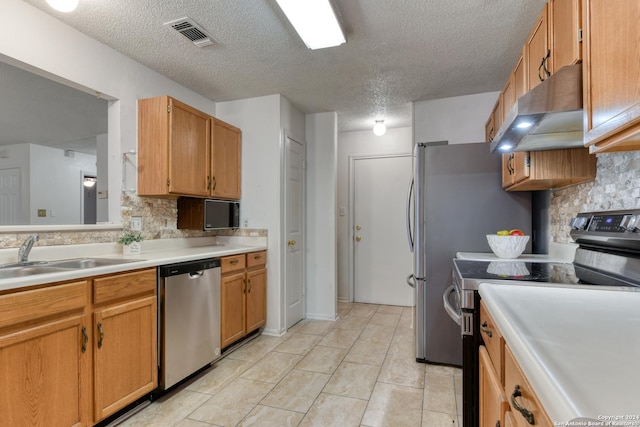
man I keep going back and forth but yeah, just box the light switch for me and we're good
[131,216,142,231]
[339,207,346,216]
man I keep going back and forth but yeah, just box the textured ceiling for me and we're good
[21,0,547,132]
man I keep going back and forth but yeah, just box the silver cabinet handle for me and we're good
[442,285,461,325]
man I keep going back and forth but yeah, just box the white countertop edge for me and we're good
[0,239,267,292]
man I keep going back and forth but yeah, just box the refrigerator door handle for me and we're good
[406,274,415,288]
[406,178,414,252]
[443,285,462,326]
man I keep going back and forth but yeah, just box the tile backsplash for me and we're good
[0,194,264,248]
[551,151,640,243]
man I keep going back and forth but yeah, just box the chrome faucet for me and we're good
[18,234,39,263]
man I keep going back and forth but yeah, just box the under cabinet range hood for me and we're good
[490,64,584,153]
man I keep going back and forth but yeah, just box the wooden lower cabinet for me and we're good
[0,268,157,426]
[93,297,157,421]
[221,251,267,349]
[479,346,509,427]
[479,301,553,427]
[0,281,92,427]
[221,271,246,348]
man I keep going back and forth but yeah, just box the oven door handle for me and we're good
[443,285,461,326]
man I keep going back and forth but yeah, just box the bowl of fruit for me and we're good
[486,229,529,259]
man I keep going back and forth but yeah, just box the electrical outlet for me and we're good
[131,216,142,231]
[244,219,249,227]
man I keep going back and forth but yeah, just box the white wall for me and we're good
[336,127,413,301]
[0,0,216,224]
[216,94,292,336]
[413,92,500,145]
[29,144,96,225]
[305,112,338,320]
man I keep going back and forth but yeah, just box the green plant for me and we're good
[117,231,144,245]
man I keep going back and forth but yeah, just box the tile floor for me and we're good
[119,302,462,427]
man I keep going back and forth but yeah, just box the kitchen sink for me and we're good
[0,257,144,280]
[46,257,142,269]
[0,265,73,280]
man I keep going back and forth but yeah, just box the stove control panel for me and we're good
[570,210,640,237]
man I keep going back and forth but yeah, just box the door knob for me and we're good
[356,225,362,230]
[288,240,296,246]
[355,236,362,242]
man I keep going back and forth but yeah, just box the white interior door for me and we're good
[285,135,305,328]
[0,168,21,225]
[353,155,413,306]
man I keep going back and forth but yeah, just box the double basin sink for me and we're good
[0,258,142,280]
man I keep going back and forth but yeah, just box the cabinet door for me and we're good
[479,346,508,427]
[526,4,549,90]
[245,268,267,333]
[549,0,581,73]
[168,98,211,196]
[211,119,242,200]
[513,49,527,100]
[0,315,91,427]
[221,272,246,348]
[511,152,530,184]
[501,74,516,121]
[93,296,157,422]
[502,154,515,189]
[583,0,640,152]
[504,411,517,427]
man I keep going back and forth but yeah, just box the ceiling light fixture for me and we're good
[46,0,79,13]
[373,120,386,136]
[83,177,97,188]
[275,0,346,50]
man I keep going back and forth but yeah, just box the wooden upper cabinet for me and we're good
[525,3,550,90]
[138,96,211,197]
[211,119,242,200]
[513,48,527,100]
[501,75,516,124]
[549,0,582,73]
[504,148,595,191]
[583,0,640,153]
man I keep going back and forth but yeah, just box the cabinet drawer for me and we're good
[504,345,552,427]
[246,251,267,269]
[93,268,156,305]
[480,301,504,383]
[0,281,88,330]
[221,254,246,274]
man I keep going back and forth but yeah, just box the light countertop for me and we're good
[0,236,267,293]
[479,282,640,424]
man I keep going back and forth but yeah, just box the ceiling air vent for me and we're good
[164,17,214,48]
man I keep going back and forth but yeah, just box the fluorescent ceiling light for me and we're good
[46,0,79,13]
[275,0,346,50]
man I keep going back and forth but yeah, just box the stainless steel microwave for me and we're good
[204,199,240,230]
[177,198,240,230]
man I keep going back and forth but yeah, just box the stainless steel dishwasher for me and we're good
[158,258,221,390]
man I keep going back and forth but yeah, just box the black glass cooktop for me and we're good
[453,259,640,290]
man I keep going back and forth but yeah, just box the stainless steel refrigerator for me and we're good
[407,142,532,365]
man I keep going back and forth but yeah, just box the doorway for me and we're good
[0,168,21,225]
[350,154,413,306]
[82,172,97,224]
[284,133,305,328]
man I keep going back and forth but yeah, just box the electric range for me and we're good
[447,209,640,427]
